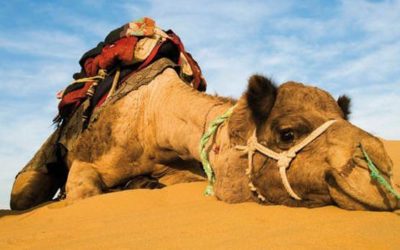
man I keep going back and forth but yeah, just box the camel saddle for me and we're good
[54,17,207,128]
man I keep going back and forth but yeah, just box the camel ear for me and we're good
[228,75,277,144]
[246,75,277,125]
[337,95,351,120]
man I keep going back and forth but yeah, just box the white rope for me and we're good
[236,120,336,201]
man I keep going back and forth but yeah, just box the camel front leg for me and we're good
[10,128,67,210]
[66,161,105,200]
[10,168,62,210]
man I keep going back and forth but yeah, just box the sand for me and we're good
[1,141,399,249]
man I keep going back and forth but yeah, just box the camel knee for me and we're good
[66,161,104,200]
[10,170,60,210]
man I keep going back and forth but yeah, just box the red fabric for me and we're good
[84,36,138,76]
[58,24,208,123]
[84,58,98,77]
[58,81,92,110]
[83,30,206,90]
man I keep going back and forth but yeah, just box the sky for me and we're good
[0,0,399,209]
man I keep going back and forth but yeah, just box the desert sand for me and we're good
[1,141,399,249]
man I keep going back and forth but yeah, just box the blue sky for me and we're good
[0,0,399,208]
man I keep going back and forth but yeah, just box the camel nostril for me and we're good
[358,139,393,177]
[357,144,393,180]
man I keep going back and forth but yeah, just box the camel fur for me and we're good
[11,65,399,211]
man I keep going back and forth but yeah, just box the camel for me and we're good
[10,58,398,211]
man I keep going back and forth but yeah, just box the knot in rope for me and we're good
[236,120,337,202]
[277,151,296,169]
[98,69,107,78]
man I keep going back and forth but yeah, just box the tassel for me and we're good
[204,184,214,196]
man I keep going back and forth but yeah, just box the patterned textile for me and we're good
[121,17,156,37]
[55,17,207,126]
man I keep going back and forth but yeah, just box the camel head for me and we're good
[225,75,397,210]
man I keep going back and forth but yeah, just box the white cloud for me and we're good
[342,0,400,37]
[0,62,77,97]
[350,91,400,139]
[121,0,293,48]
[0,30,87,59]
[321,41,400,85]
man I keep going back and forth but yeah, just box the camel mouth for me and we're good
[325,170,397,211]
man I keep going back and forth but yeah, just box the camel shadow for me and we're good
[0,201,56,219]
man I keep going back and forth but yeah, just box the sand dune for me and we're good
[1,141,399,249]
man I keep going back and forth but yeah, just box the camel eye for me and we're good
[279,129,295,143]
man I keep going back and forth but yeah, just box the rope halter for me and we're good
[236,120,337,201]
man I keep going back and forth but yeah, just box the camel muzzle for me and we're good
[325,140,399,211]
[325,168,398,211]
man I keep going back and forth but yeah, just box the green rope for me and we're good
[360,144,400,200]
[199,105,235,196]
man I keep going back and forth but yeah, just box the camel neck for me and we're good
[149,69,233,162]
[146,69,252,203]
